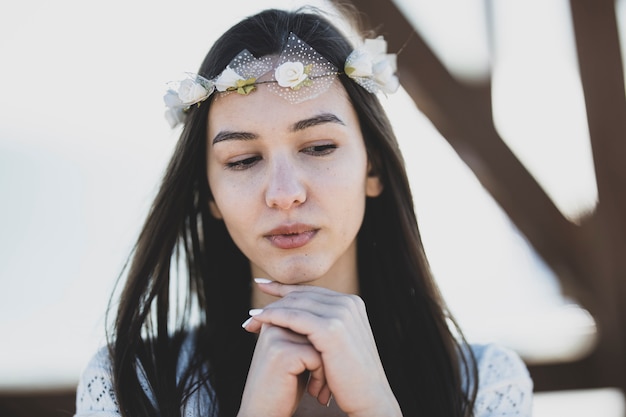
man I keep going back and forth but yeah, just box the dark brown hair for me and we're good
[109,7,477,417]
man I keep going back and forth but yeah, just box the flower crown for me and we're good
[164,33,399,128]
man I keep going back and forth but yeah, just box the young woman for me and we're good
[74,6,532,417]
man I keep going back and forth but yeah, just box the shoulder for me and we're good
[74,346,120,416]
[471,343,532,387]
[74,333,211,417]
[470,343,534,417]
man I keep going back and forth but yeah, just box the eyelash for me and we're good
[302,143,337,155]
[226,156,261,170]
[225,144,338,171]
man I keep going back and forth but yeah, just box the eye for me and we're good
[301,143,337,156]
[225,156,261,170]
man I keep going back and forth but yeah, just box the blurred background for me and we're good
[0,0,624,416]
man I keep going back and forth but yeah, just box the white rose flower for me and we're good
[178,79,211,105]
[344,48,373,78]
[163,74,214,128]
[275,61,309,88]
[215,67,244,92]
[372,54,399,94]
[163,89,183,108]
[379,73,400,94]
[163,89,186,128]
[164,107,185,129]
[344,36,399,94]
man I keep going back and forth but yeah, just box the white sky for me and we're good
[0,0,620,400]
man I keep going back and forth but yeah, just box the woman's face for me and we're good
[206,81,382,291]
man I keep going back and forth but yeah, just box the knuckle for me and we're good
[347,294,365,310]
[326,317,346,336]
[277,291,304,308]
[262,330,293,356]
[335,303,352,323]
[284,307,302,323]
[346,294,366,315]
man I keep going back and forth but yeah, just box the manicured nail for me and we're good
[241,317,253,328]
[254,278,273,284]
[249,308,263,316]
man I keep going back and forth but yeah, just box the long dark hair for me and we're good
[109,6,477,417]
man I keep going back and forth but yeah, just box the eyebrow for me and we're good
[212,130,257,144]
[290,113,345,132]
[212,112,345,145]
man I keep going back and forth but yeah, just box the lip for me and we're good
[264,223,319,250]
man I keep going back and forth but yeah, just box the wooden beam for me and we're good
[336,0,592,302]
[570,0,626,392]
[337,0,626,393]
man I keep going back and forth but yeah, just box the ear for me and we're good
[365,162,383,197]
[208,199,223,219]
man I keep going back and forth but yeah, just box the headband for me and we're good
[164,33,399,128]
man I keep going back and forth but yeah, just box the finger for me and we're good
[252,286,366,322]
[243,307,308,334]
[254,277,339,298]
[254,281,367,325]
[255,324,325,377]
[306,364,327,399]
[257,322,309,345]
[317,387,333,407]
[241,316,255,331]
[243,293,338,334]
[239,325,324,417]
[242,311,264,333]
[243,295,369,344]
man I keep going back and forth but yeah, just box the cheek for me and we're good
[209,172,260,227]
[212,183,245,214]
[319,162,369,216]
[331,152,369,193]
[211,191,251,241]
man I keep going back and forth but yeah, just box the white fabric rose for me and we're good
[162,75,214,128]
[163,89,185,128]
[164,107,185,129]
[178,79,211,105]
[215,67,244,92]
[163,89,183,108]
[345,36,399,94]
[275,61,308,88]
[372,54,399,94]
[344,48,373,78]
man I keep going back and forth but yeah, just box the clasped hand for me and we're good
[237,280,402,417]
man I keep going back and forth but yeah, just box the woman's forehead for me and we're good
[207,80,355,137]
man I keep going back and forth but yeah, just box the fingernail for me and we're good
[254,278,273,284]
[249,308,263,316]
[241,317,253,328]
[326,394,333,407]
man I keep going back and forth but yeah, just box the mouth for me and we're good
[265,224,319,250]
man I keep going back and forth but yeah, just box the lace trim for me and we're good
[74,350,120,416]
[74,343,532,417]
[473,344,534,417]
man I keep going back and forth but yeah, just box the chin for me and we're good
[272,273,320,286]
[268,265,328,286]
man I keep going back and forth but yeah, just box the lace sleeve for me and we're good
[74,338,212,417]
[473,344,534,417]
[74,348,121,417]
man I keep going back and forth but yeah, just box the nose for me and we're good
[264,156,307,210]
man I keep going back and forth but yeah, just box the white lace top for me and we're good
[74,342,533,416]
